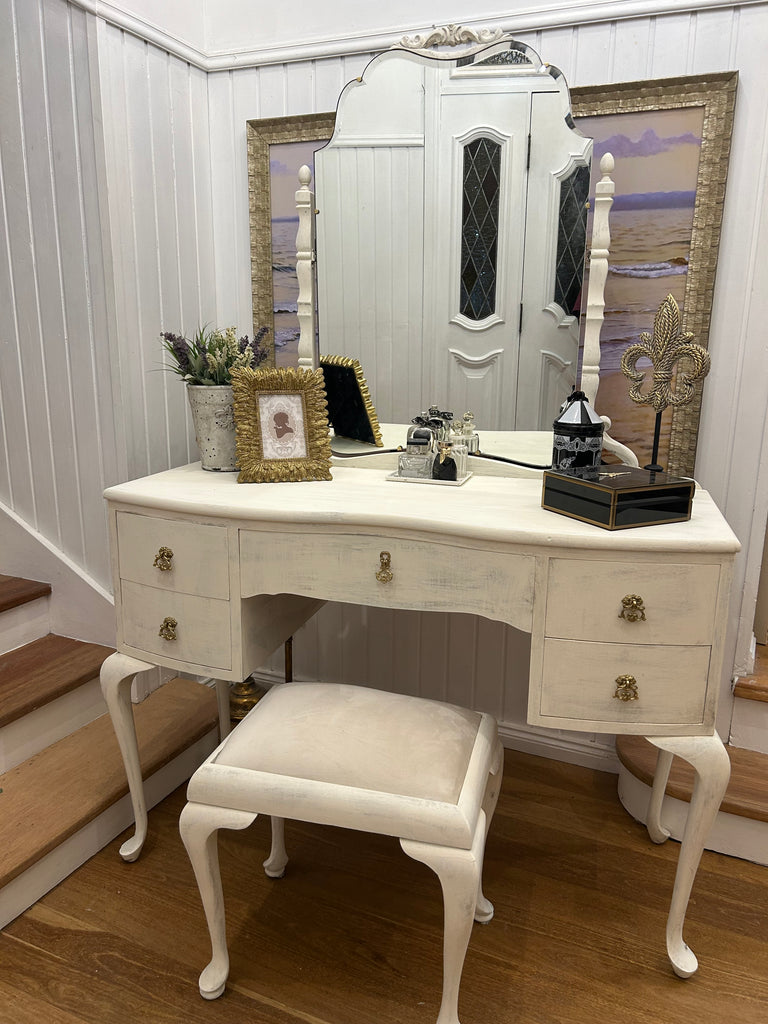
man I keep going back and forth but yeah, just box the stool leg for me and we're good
[401,814,486,1024]
[264,816,289,878]
[475,747,503,923]
[179,801,257,1000]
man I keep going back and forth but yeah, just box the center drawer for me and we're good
[240,530,535,629]
[545,559,720,645]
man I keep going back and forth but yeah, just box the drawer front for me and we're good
[545,559,719,645]
[539,638,711,728]
[116,512,229,599]
[240,530,535,631]
[120,581,231,671]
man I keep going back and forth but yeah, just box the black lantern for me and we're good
[552,390,604,471]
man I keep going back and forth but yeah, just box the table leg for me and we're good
[214,678,231,740]
[645,733,731,978]
[99,651,156,861]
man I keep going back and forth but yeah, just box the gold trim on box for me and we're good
[320,354,383,447]
[231,366,332,483]
[540,474,694,530]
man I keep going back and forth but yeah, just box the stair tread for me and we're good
[0,677,218,888]
[0,634,115,728]
[0,575,51,614]
[617,736,768,823]
[733,647,768,702]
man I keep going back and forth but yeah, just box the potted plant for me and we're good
[161,325,269,471]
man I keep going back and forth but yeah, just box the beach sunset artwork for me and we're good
[270,140,328,367]
[575,106,705,469]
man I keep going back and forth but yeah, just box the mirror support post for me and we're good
[296,164,318,369]
[581,153,614,407]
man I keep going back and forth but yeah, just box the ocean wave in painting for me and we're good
[609,256,688,279]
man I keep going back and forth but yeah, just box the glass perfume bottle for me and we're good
[432,441,458,481]
[398,435,434,479]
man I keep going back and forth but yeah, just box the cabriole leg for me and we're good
[475,744,503,923]
[646,747,675,844]
[646,734,731,978]
[401,812,487,1024]
[99,652,155,861]
[179,801,257,999]
[264,816,289,877]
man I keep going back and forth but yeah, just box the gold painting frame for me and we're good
[231,366,332,482]
[572,71,737,477]
[320,355,383,446]
[247,113,336,364]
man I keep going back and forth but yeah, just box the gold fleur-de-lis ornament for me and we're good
[621,294,710,414]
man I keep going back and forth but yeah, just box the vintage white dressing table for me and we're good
[100,451,739,979]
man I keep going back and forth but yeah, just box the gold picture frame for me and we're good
[231,366,332,482]
[572,71,737,476]
[320,355,383,446]
[247,113,336,364]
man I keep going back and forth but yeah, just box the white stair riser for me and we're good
[0,596,50,656]
[618,767,768,866]
[730,697,768,755]
[0,728,219,929]
[0,677,105,773]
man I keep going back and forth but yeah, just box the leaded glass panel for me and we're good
[460,137,501,321]
[555,163,590,316]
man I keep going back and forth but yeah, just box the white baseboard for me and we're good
[0,727,219,930]
[0,596,50,656]
[618,766,768,866]
[0,680,107,773]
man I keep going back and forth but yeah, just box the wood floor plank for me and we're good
[3,749,767,1024]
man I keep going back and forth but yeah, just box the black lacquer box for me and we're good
[541,467,695,530]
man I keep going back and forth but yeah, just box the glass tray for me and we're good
[386,472,473,487]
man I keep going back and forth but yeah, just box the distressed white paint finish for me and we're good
[2,1,767,749]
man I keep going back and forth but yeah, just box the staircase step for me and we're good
[0,575,52,656]
[0,634,114,730]
[616,735,768,865]
[0,575,51,614]
[0,677,219,922]
[734,643,768,702]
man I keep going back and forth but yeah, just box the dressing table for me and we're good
[100,449,738,979]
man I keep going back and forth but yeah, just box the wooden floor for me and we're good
[2,749,767,1024]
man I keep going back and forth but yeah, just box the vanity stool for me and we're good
[179,681,503,1024]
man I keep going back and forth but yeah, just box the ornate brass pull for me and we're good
[614,674,639,702]
[153,546,174,571]
[158,616,177,641]
[375,551,393,584]
[618,594,645,622]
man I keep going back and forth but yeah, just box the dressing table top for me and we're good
[104,461,739,557]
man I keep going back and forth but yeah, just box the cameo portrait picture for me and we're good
[231,366,332,483]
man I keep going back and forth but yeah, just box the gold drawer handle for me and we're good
[153,546,174,571]
[158,616,177,641]
[375,551,393,584]
[619,594,645,622]
[614,674,639,702]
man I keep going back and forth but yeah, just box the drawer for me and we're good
[116,512,229,599]
[240,530,535,631]
[120,580,231,671]
[539,638,711,729]
[545,559,719,645]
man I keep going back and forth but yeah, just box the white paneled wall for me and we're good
[1,0,767,760]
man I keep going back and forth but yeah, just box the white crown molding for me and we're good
[70,0,761,71]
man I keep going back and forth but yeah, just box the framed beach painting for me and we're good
[247,114,336,367]
[572,72,737,476]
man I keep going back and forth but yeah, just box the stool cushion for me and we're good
[186,683,500,849]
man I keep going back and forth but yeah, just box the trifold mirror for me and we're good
[313,31,592,431]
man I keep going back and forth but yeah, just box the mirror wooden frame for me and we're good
[571,71,737,477]
[247,113,336,364]
[247,73,736,475]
